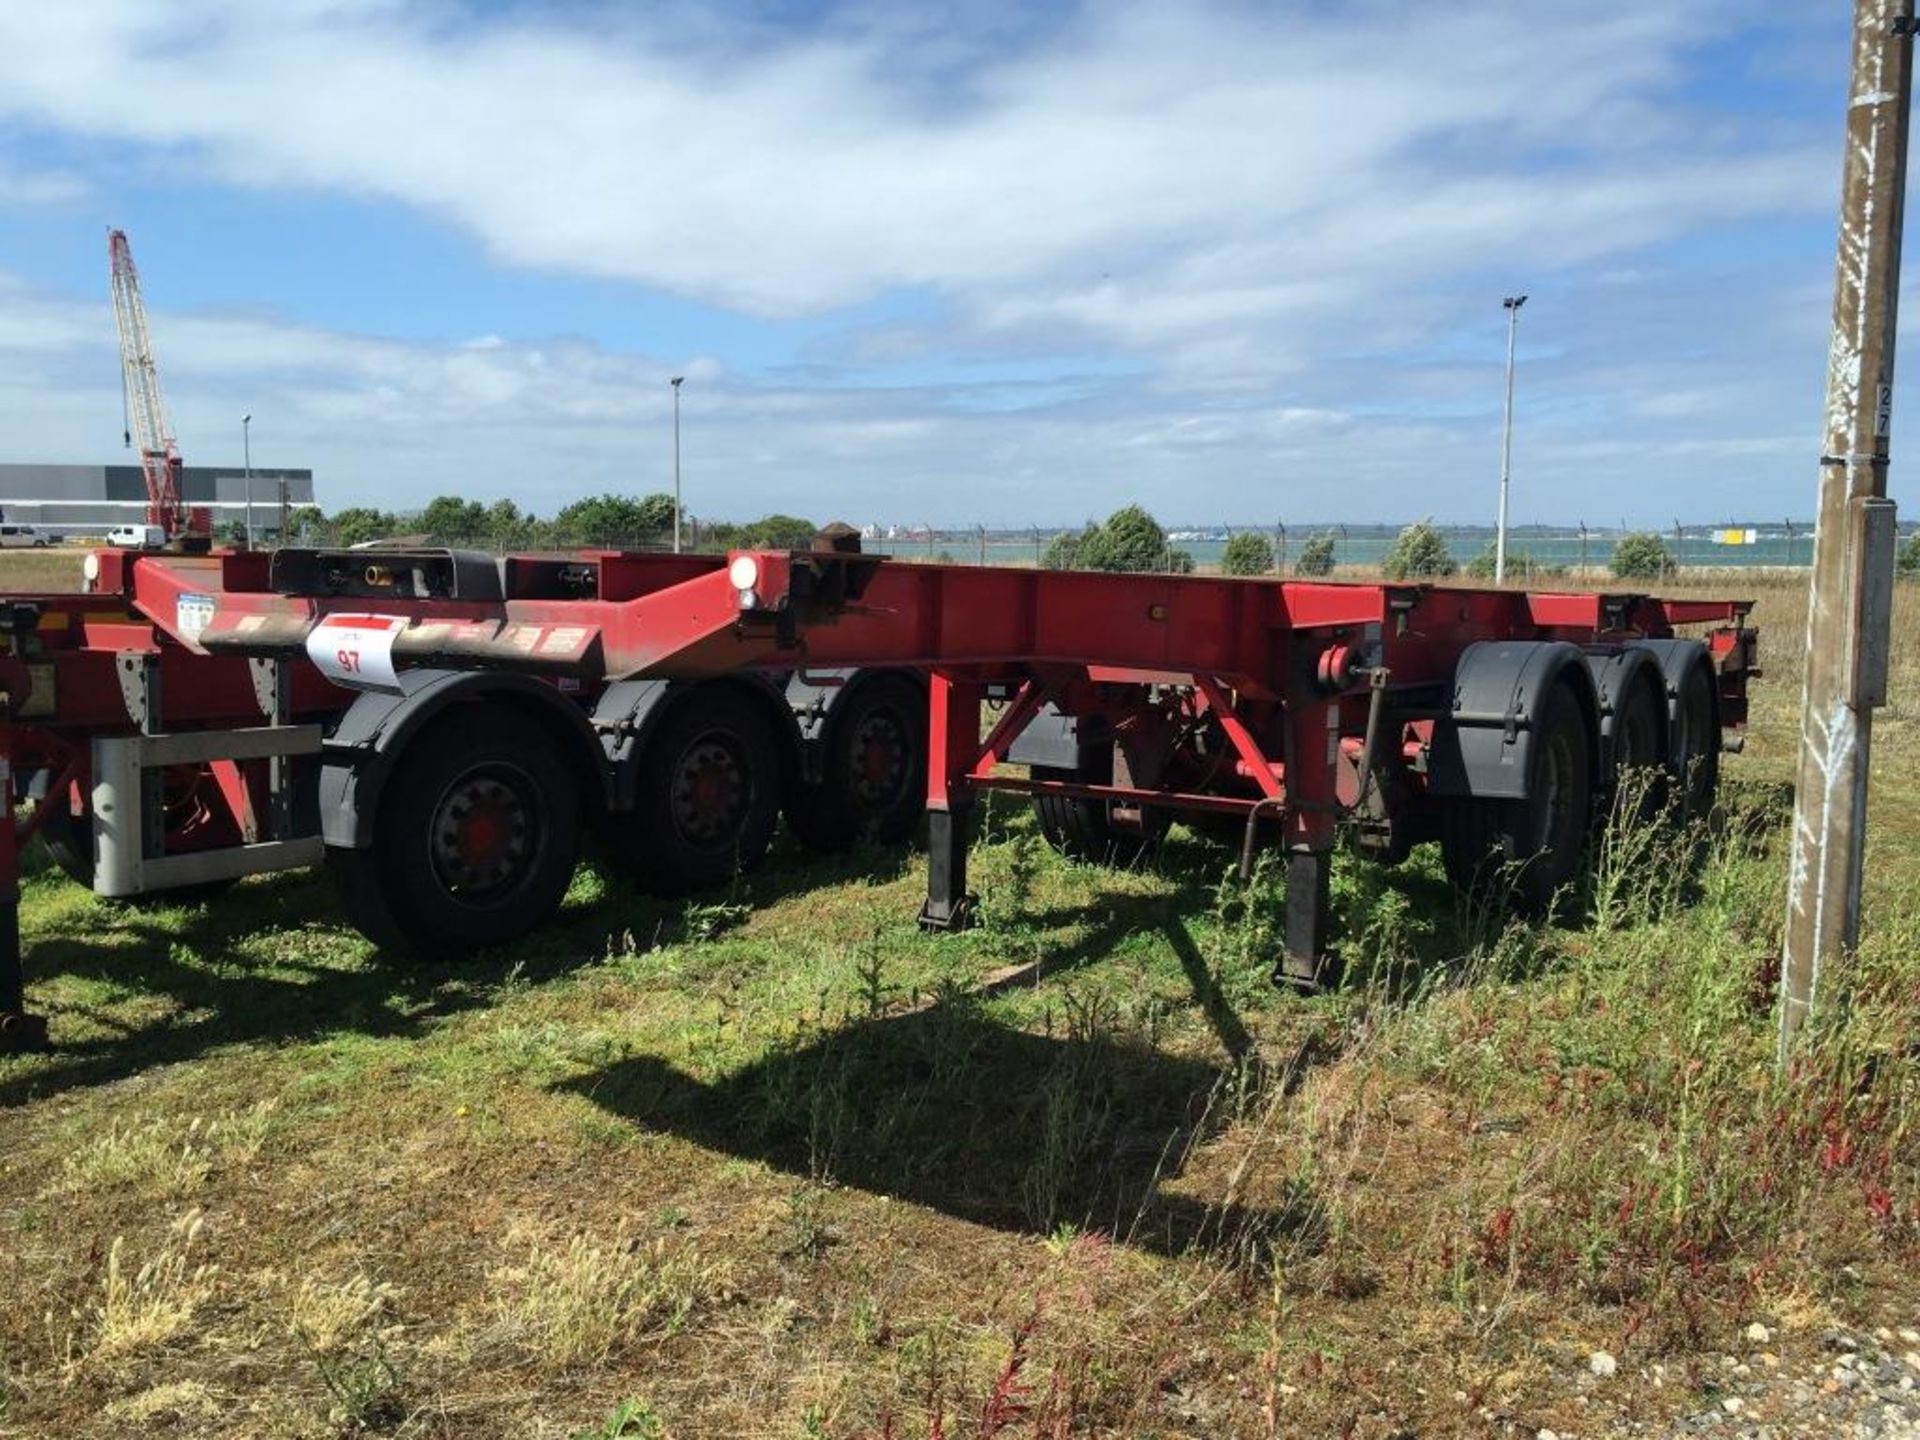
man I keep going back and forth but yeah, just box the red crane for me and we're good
[107,228,204,543]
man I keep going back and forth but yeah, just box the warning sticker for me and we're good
[176,592,216,643]
[539,626,589,656]
[307,614,406,693]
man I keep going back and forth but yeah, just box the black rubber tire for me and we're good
[615,686,782,894]
[36,783,239,907]
[1032,744,1170,865]
[1441,680,1593,916]
[785,675,926,851]
[38,805,92,888]
[1668,660,1719,819]
[1601,672,1666,825]
[330,702,580,959]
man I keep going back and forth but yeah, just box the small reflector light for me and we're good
[728,555,760,591]
[81,553,101,589]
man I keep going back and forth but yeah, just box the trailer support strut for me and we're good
[0,682,48,1052]
[919,671,982,931]
[1280,850,1333,990]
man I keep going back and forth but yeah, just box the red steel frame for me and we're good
[0,544,1757,1049]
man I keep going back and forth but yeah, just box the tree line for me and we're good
[287,491,1693,582]
[1039,508,1676,581]
[287,492,818,551]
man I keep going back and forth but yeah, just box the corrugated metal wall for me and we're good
[0,464,316,528]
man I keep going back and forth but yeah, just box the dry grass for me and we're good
[485,1230,724,1371]
[82,1209,219,1363]
[55,1100,277,1197]
[0,546,85,590]
[0,569,1913,1438]
[281,1269,401,1355]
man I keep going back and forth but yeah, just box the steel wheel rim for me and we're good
[670,732,750,846]
[848,709,908,808]
[428,764,539,900]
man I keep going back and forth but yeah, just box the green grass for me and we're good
[0,578,1916,1437]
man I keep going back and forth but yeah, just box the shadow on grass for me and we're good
[563,988,1315,1261]
[2,863,651,1108]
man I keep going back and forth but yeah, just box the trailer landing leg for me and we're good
[0,681,48,1053]
[0,901,48,1054]
[1276,849,1335,991]
[918,806,976,931]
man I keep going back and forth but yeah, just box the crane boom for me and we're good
[107,228,185,537]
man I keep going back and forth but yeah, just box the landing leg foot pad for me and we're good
[0,1011,51,1054]
[917,894,978,932]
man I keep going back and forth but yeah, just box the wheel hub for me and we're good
[430,771,533,896]
[671,737,748,845]
[849,712,906,806]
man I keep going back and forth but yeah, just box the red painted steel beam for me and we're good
[76,547,1756,705]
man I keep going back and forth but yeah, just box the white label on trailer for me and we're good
[541,626,588,656]
[307,614,406,693]
[176,592,216,643]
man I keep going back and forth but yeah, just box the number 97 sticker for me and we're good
[306,614,406,693]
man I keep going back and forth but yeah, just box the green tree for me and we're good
[1084,504,1172,572]
[1897,531,1920,575]
[1041,525,1095,570]
[418,495,488,541]
[330,507,396,547]
[1381,521,1456,580]
[1294,535,1336,576]
[1465,542,1541,581]
[1611,531,1672,580]
[1221,531,1276,576]
[551,493,677,546]
[484,499,534,548]
[738,514,817,549]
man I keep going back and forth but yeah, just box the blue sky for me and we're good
[0,2,1885,527]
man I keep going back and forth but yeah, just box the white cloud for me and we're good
[0,2,1864,521]
[0,0,1807,326]
[0,165,88,207]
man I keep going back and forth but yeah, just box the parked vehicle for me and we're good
[105,524,168,549]
[0,524,50,549]
[0,541,1758,1051]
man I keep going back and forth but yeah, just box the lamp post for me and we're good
[242,413,253,548]
[1495,294,1527,584]
[670,376,685,554]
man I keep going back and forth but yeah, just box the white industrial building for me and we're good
[0,463,315,535]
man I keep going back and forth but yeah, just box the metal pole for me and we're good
[242,413,253,548]
[1781,0,1912,1062]
[1495,294,1527,584]
[670,376,685,553]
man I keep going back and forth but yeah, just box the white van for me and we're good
[0,524,50,549]
[107,524,167,550]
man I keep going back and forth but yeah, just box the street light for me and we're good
[670,376,685,554]
[1495,294,1527,585]
[242,413,253,548]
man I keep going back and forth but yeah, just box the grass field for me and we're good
[0,561,1916,1438]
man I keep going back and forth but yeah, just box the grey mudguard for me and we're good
[318,669,607,848]
[1004,702,1082,771]
[1428,640,1598,800]
[1582,645,1667,761]
[597,672,799,806]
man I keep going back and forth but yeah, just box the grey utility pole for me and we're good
[1494,294,1527,584]
[670,376,685,554]
[242,413,253,548]
[1780,0,1912,1063]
